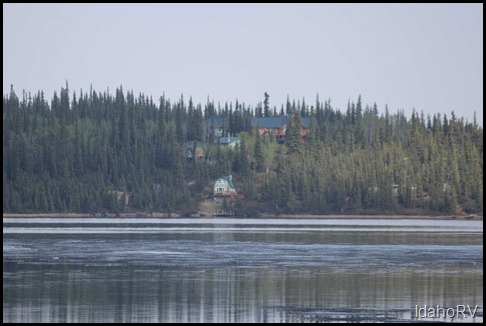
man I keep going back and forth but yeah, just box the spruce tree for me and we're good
[254,130,264,172]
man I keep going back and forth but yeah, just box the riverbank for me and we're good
[3,212,482,220]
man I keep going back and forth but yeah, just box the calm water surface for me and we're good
[3,218,483,323]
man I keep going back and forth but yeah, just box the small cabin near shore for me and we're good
[213,175,237,202]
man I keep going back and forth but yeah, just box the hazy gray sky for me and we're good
[3,3,483,124]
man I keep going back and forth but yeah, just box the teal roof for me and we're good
[250,115,310,128]
[215,176,235,189]
[251,115,288,128]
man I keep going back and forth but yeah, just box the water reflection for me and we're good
[3,218,483,323]
[3,264,483,323]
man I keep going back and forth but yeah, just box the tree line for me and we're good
[3,84,483,215]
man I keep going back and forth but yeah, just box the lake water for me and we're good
[3,218,483,323]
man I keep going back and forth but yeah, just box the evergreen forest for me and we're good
[3,84,483,216]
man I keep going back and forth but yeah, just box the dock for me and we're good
[212,210,235,218]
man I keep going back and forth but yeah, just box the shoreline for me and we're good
[3,212,482,220]
[261,213,482,220]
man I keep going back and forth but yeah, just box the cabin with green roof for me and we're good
[213,175,237,202]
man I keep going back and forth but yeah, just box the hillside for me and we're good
[3,85,483,216]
